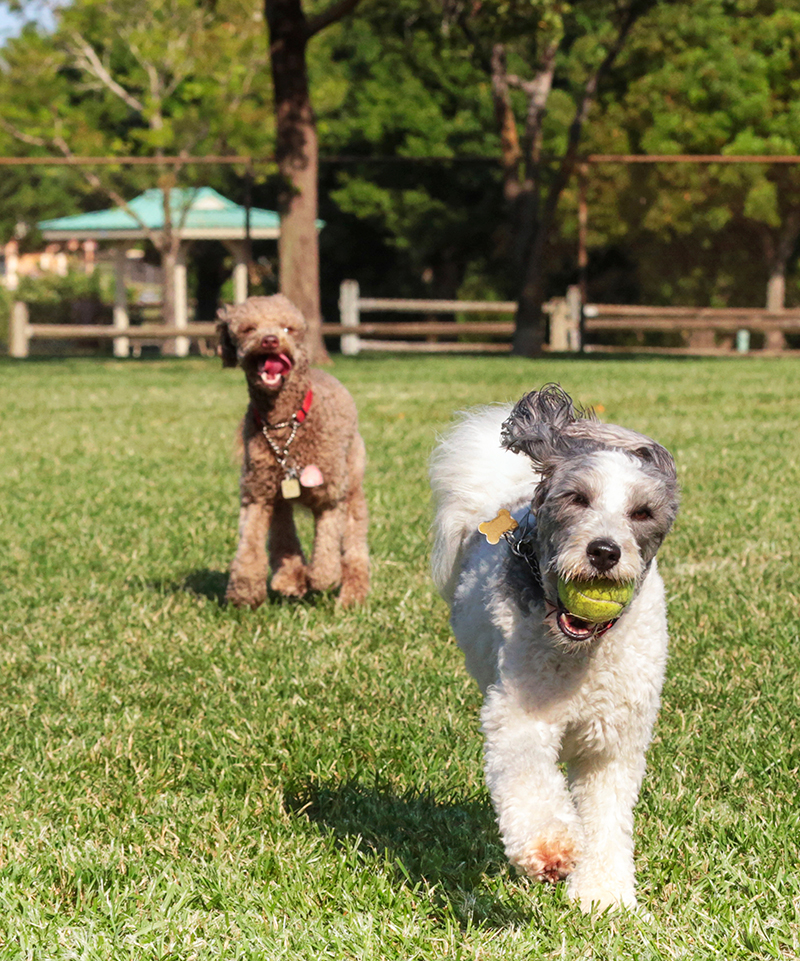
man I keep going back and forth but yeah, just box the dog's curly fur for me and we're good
[217,295,369,608]
[431,385,679,912]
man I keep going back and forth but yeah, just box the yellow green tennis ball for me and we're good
[557,577,635,623]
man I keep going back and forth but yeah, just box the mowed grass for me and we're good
[0,352,798,959]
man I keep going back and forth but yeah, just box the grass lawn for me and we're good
[0,352,798,959]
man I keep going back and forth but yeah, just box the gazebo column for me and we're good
[224,240,249,303]
[113,244,130,358]
[174,242,190,357]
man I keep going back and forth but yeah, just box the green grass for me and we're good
[0,353,798,959]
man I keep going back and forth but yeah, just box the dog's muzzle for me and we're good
[555,606,617,642]
[258,352,293,388]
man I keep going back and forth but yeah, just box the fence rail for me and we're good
[337,281,800,355]
[8,284,800,357]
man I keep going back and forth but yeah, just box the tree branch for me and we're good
[66,31,146,114]
[543,0,655,230]
[305,0,362,38]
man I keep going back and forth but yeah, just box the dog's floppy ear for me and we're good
[501,384,593,467]
[632,442,678,483]
[216,309,238,368]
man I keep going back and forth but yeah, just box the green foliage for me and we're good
[317,0,505,301]
[0,354,798,957]
[582,0,800,305]
[0,0,273,238]
[16,269,109,305]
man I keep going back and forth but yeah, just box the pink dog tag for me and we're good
[300,464,324,488]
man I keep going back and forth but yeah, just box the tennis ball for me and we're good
[557,576,634,623]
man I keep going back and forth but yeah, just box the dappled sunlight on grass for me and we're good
[0,355,798,958]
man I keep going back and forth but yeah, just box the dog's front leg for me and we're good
[268,500,308,597]
[565,745,648,911]
[226,499,272,608]
[306,503,345,594]
[482,687,583,884]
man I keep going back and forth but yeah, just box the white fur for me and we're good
[431,402,673,912]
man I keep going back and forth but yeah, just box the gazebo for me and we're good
[38,187,283,357]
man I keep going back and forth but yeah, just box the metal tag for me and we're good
[281,475,301,499]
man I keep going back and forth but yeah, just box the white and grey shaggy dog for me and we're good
[430,385,679,912]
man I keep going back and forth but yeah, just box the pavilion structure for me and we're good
[38,187,284,357]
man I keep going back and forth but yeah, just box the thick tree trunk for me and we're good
[512,228,548,356]
[265,0,329,364]
[762,212,800,350]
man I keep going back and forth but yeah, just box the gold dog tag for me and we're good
[479,509,518,545]
[281,476,301,499]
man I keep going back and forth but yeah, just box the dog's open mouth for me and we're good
[555,608,616,642]
[258,353,293,388]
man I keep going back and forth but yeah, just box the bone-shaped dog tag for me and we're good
[478,508,518,545]
[281,474,301,499]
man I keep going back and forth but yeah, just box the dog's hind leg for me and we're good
[268,500,309,597]
[226,500,272,608]
[338,436,370,607]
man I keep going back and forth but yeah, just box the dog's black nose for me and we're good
[261,335,279,352]
[587,538,621,572]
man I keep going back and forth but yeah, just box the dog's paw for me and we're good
[566,868,637,914]
[225,582,267,609]
[270,562,309,598]
[337,561,370,607]
[510,825,580,884]
[568,884,638,914]
[306,566,341,594]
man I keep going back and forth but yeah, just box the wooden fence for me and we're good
[337,280,800,356]
[8,283,800,357]
[8,302,217,358]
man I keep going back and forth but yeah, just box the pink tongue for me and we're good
[262,354,291,377]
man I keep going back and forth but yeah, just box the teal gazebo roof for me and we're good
[39,187,284,241]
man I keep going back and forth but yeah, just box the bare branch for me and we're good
[0,118,49,147]
[490,44,521,201]
[66,31,146,114]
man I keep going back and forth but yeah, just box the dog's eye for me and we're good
[567,492,590,508]
[630,506,653,522]
[282,326,291,333]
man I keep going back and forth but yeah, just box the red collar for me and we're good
[252,389,313,429]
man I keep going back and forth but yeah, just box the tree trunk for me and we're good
[512,228,548,356]
[762,212,800,350]
[160,246,175,328]
[265,0,329,364]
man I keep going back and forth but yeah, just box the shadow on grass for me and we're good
[181,569,230,604]
[151,569,337,611]
[285,778,533,929]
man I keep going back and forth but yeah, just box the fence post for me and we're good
[339,280,361,356]
[548,298,570,351]
[113,244,130,358]
[566,285,582,351]
[10,301,30,358]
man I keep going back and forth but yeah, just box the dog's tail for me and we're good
[430,404,539,604]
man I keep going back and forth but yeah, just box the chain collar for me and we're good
[251,389,313,476]
[502,510,542,586]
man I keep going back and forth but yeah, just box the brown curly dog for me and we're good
[217,294,370,608]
